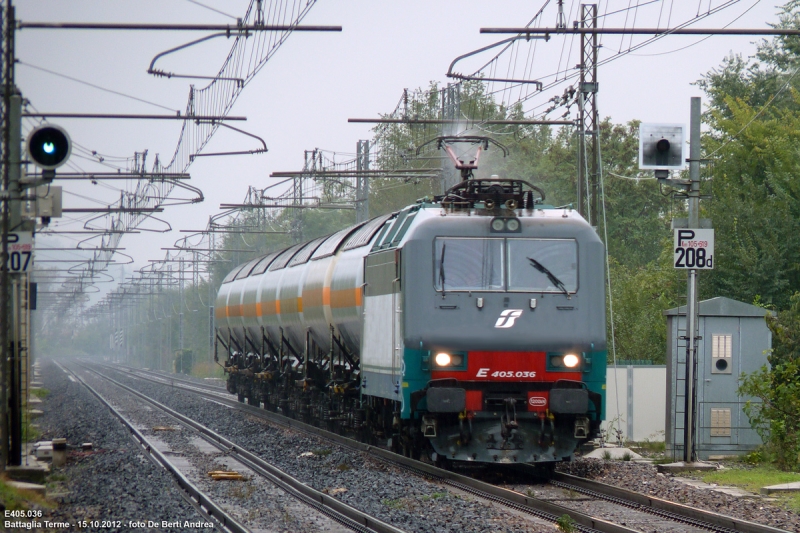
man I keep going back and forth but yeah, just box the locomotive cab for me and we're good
[379,182,606,464]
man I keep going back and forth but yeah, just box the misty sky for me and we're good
[15,0,782,301]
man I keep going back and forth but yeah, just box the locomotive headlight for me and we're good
[563,354,580,368]
[490,217,522,233]
[435,352,452,366]
[433,352,465,368]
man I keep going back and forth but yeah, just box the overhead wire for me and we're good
[184,0,239,20]
[705,61,800,159]
[629,0,760,57]
[17,61,180,113]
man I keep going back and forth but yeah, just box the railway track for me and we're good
[91,361,792,533]
[54,361,248,533]
[65,361,405,533]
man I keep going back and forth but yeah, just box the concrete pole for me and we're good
[179,257,184,352]
[7,92,22,466]
[683,97,701,463]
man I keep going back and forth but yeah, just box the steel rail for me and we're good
[55,362,249,533]
[549,472,790,533]
[112,365,794,533]
[96,363,632,533]
[80,364,406,533]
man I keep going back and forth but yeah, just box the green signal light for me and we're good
[27,124,71,170]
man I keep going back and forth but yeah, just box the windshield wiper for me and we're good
[527,257,569,296]
[439,243,446,294]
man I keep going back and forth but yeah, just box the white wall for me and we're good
[604,366,666,443]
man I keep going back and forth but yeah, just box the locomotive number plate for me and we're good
[476,368,537,378]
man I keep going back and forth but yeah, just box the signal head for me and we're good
[27,124,71,170]
[638,123,685,170]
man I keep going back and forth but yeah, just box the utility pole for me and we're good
[683,97,702,463]
[208,230,214,362]
[179,257,184,354]
[577,3,599,225]
[356,140,370,223]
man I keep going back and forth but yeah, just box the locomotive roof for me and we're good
[222,202,591,283]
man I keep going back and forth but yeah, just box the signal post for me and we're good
[639,97,712,465]
[1,84,70,467]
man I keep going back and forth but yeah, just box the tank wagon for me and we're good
[216,138,606,468]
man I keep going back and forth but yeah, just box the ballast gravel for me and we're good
[558,459,800,531]
[81,367,353,533]
[97,364,554,533]
[32,360,215,533]
[35,359,800,533]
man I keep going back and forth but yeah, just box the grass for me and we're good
[555,514,576,532]
[22,418,40,443]
[0,476,53,511]
[628,435,666,455]
[420,492,448,501]
[31,388,49,399]
[191,361,225,379]
[697,465,800,512]
[312,448,332,457]
[381,498,405,510]
[335,462,351,471]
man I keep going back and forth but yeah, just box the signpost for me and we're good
[673,229,714,270]
[7,231,32,272]
[640,98,707,464]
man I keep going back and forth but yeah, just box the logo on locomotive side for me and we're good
[529,396,547,407]
[494,309,523,328]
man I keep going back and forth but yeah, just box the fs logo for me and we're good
[494,309,523,328]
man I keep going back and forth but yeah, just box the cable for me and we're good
[595,96,623,443]
[607,171,656,180]
[18,62,180,113]
[629,0,760,57]
[706,63,800,159]
[184,0,239,20]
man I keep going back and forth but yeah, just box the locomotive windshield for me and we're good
[434,237,577,293]
[434,238,504,291]
[507,239,577,293]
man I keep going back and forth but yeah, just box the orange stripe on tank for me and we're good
[279,297,300,314]
[260,300,279,316]
[330,287,362,309]
[323,287,330,306]
[302,288,324,309]
[243,303,258,318]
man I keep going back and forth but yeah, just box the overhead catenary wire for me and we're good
[17,61,180,113]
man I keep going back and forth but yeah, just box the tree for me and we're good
[698,2,800,309]
[739,292,800,470]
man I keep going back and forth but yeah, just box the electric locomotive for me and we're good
[216,137,606,467]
